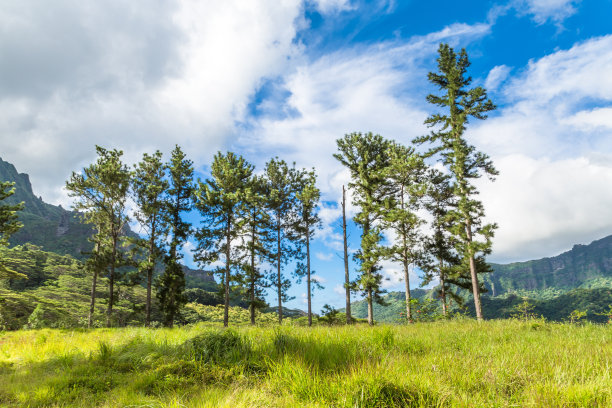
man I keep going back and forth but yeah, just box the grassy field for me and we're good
[0,320,610,407]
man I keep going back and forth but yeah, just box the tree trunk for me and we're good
[367,287,374,326]
[250,221,256,325]
[440,263,448,318]
[224,215,231,327]
[106,234,117,328]
[145,228,155,328]
[466,219,483,321]
[403,258,412,323]
[277,213,283,324]
[306,222,312,327]
[342,185,351,324]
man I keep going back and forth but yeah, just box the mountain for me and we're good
[484,235,612,298]
[0,157,94,259]
[349,235,612,323]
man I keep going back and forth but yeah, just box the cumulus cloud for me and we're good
[517,0,580,24]
[0,0,303,205]
[470,35,612,262]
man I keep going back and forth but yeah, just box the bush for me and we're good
[185,329,249,364]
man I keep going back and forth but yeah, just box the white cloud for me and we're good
[0,0,303,206]
[310,0,353,14]
[485,65,512,91]
[315,252,334,261]
[333,284,345,296]
[518,0,579,24]
[469,35,612,262]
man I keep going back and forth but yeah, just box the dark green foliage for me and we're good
[194,151,254,327]
[334,132,394,325]
[319,304,340,325]
[158,145,194,327]
[157,260,186,327]
[184,288,222,306]
[415,43,497,320]
[347,290,431,323]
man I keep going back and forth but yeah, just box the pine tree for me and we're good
[263,158,300,324]
[66,146,131,327]
[334,132,393,325]
[194,152,253,327]
[241,174,271,325]
[383,142,427,323]
[415,43,498,320]
[0,181,24,279]
[131,150,169,327]
[294,168,321,326]
[421,169,461,317]
[158,145,193,327]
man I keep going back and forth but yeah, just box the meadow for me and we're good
[0,319,610,407]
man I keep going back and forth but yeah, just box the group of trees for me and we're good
[0,43,498,328]
[337,43,497,324]
[65,145,322,328]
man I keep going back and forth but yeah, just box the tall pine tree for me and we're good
[383,142,427,323]
[66,146,130,327]
[263,158,300,324]
[194,152,253,327]
[294,168,321,326]
[131,150,169,327]
[334,132,393,325]
[240,174,271,325]
[415,43,497,320]
[158,145,193,327]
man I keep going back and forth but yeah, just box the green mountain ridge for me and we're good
[349,236,612,322]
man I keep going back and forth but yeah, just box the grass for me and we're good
[0,320,610,407]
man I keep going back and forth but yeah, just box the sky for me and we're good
[1,0,612,312]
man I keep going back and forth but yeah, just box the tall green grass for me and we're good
[0,320,610,407]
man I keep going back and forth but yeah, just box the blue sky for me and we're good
[1,0,612,312]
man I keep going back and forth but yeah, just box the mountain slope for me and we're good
[484,235,612,297]
[1,157,93,259]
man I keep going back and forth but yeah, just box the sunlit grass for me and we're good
[0,320,610,407]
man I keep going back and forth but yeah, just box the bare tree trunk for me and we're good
[250,222,256,325]
[106,234,117,328]
[367,287,374,326]
[403,259,412,323]
[224,216,231,327]
[466,219,483,321]
[145,228,155,328]
[440,266,448,318]
[306,223,312,327]
[342,185,351,324]
[277,213,283,324]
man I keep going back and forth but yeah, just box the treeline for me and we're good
[0,43,501,327]
[62,146,323,328]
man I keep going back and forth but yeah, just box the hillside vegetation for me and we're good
[0,321,610,407]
